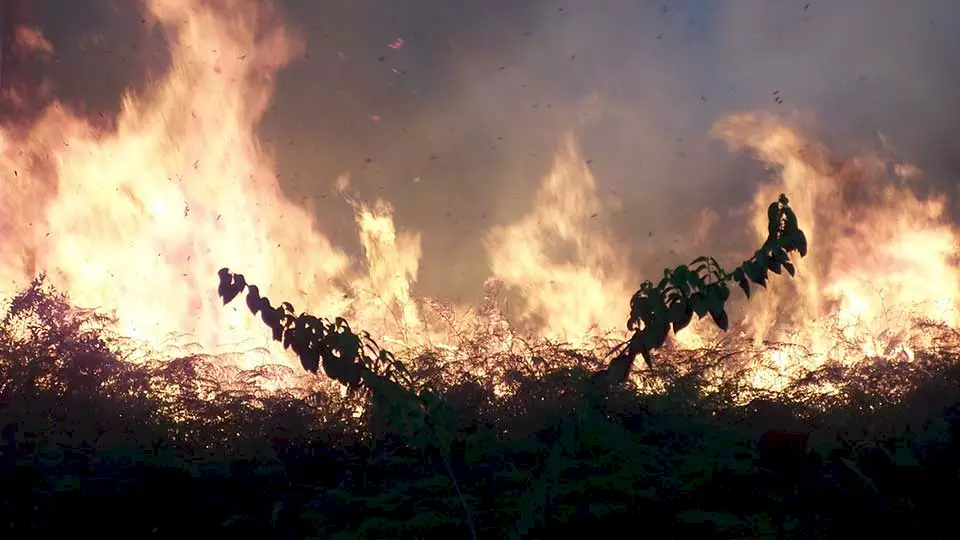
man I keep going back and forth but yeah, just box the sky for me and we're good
[9,0,960,305]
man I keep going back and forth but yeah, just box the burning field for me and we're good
[3,1,960,537]
[0,0,957,397]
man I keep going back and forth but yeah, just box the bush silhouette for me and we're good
[214,193,806,538]
[8,189,960,537]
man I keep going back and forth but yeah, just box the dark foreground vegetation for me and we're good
[3,195,960,538]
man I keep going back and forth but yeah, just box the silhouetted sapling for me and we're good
[594,193,807,386]
[216,193,805,397]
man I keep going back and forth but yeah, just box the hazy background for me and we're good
[9,0,960,307]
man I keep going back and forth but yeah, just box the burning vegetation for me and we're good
[2,0,960,537]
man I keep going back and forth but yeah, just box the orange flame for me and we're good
[484,134,634,348]
[1,1,957,396]
[0,0,425,376]
[710,114,960,388]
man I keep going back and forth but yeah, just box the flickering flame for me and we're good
[484,134,634,349]
[0,0,424,379]
[1,0,957,396]
[708,114,960,389]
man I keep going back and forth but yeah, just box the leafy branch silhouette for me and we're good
[597,193,807,386]
[216,271,478,538]
[216,193,806,395]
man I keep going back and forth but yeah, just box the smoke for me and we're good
[10,0,960,308]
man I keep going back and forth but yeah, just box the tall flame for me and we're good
[710,114,960,387]
[484,134,633,348]
[1,0,958,395]
[0,0,426,373]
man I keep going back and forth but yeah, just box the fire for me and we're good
[483,134,634,349]
[342,184,426,346]
[709,114,960,387]
[1,0,958,396]
[0,0,427,376]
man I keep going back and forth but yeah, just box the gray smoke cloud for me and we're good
[11,0,960,306]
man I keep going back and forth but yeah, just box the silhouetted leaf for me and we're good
[756,250,769,272]
[796,229,808,257]
[711,308,729,331]
[300,347,320,373]
[767,201,781,237]
[784,206,799,233]
[744,261,766,287]
[217,268,231,301]
[755,270,768,287]
[216,268,245,305]
[270,318,284,341]
[322,354,348,383]
[689,292,708,318]
[669,298,694,333]
[732,269,751,298]
[669,265,690,291]
[245,285,261,315]
[717,283,730,303]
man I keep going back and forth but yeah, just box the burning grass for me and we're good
[2,279,960,538]
[2,1,960,536]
